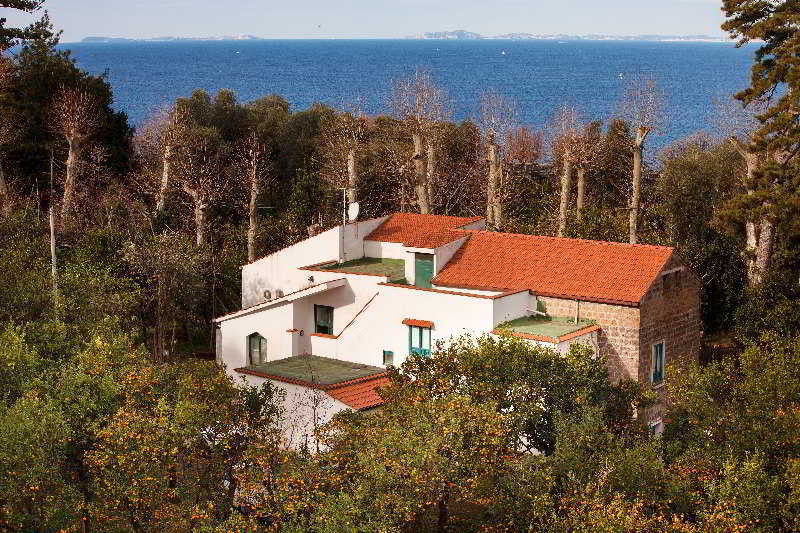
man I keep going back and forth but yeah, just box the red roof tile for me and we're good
[402,318,434,328]
[433,231,673,306]
[366,213,481,249]
[326,375,391,410]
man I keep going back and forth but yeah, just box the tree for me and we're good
[319,104,369,208]
[618,76,666,244]
[665,333,800,531]
[574,121,602,222]
[391,69,448,214]
[50,86,100,222]
[659,135,748,332]
[479,90,517,228]
[722,0,800,157]
[0,0,56,49]
[551,105,581,237]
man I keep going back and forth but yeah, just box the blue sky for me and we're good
[3,0,727,43]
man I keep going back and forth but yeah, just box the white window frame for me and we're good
[651,340,666,387]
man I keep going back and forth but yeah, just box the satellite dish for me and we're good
[347,202,360,222]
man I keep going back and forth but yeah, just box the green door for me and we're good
[414,253,434,288]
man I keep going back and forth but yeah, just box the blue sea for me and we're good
[60,39,757,148]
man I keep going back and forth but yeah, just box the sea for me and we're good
[59,39,758,149]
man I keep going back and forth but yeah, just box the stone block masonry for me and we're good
[539,255,702,423]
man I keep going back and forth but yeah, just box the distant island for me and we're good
[410,30,728,42]
[82,35,264,43]
[81,31,729,44]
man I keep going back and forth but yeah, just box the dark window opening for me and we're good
[314,304,334,335]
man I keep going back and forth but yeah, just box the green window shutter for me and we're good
[414,253,434,288]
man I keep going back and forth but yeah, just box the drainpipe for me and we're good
[575,300,580,324]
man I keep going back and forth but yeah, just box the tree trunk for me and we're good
[486,140,500,227]
[183,184,207,247]
[426,139,435,211]
[61,136,79,222]
[247,151,259,263]
[412,133,430,214]
[731,137,760,282]
[494,159,504,228]
[557,153,573,237]
[156,144,172,213]
[0,155,10,218]
[629,128,648,244]
[576,165,586,222]
[346,147,358,203]
[49,200,58,312]
[437,493,449,533]
[753,215,773,284]
[195,199,207,247]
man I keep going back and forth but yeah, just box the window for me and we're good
[248,333,267,366]
[409,325,431,357]
[651,341,665,385]
[314,304,334,335]
[383,350,394,366]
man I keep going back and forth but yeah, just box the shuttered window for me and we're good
[409,325,431,357]
[651,342,665,385]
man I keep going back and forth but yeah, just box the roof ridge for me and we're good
[461,229,674,251]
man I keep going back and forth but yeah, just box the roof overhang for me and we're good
[214,278,347,324]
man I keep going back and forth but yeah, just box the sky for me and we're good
[2,0,728,43]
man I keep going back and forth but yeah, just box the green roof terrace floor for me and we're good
[245,355,385,386]
[320,257,406,283]
[498,315,596,340]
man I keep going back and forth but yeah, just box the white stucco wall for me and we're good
[234,372,350,450]
[217,302,295,376]
[557,330,600,355]
[242,217,387,309]
[461,220,487,231]
[332,284,496,368]
[492,290,534,326]
[431,284,504,297]
[434,236,469,274]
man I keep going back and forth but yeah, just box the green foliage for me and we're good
[395,334,647,454]
[659,137,749,332]
[0,325,40,405]
[0,0,56,49]
[734,272,800,344]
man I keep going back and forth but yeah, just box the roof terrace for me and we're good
[319,257,406,284]
[495,315,599,343]
[237,355,386,387]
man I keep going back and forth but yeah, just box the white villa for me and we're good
[215,213,701,446]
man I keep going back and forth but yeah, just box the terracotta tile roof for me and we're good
[402,318,434,328]
[433,231,673,306]
[365,213,481,249]
[326,375,391,410]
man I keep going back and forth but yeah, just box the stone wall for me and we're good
[639,255,703,422]
[537,296,641,382]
